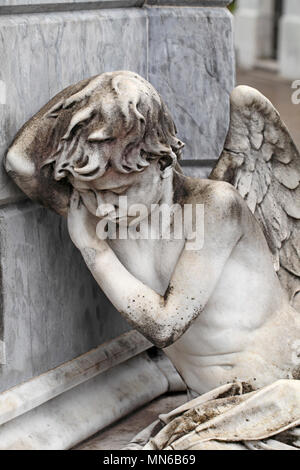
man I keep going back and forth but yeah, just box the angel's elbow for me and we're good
[147,323,182,349]
[152,336,176,349]
[5,146,35,177]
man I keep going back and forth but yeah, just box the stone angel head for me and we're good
[5,71,184,217]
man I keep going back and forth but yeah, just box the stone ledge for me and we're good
[0,330,151,427]
[181,159,216,179]
[147,0,232,5]
[0,0,144,15]
[0,351,168,450]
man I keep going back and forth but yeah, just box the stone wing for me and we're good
[210,86,300,310]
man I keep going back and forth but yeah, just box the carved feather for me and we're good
[210,86,300,311]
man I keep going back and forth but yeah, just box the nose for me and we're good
[54,162,73,181]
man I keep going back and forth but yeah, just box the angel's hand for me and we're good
[67,190,108,253]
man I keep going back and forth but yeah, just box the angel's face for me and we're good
[70,160,166,225]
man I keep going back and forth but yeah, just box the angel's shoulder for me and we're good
[180,177,244,218]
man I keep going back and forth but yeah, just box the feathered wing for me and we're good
[210,86,300,311]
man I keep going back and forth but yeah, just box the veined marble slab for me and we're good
[0,0,145,15]
[0,200,131,392]
[0,8,147,205]
[147,0,232,5]
[0,4,235,396]
[147,6,235,161]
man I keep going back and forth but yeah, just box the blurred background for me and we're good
[229,0,300,149]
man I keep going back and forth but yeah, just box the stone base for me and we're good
[0,4,234,401]
[0,331,185,450]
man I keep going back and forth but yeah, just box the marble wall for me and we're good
[0,1,235,392]
[0,8,147,392]
[147,6,234,161]
[0,202,130,392]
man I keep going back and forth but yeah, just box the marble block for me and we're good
[0,0,141,4]
[182,163,213,179]
[0,8,147,205]
[0,0,145,15]
[147,1,232,5]
[147,7,235,161]
[0,5,235,395]
[0,200,130,392]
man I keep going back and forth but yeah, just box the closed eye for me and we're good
[100,138,116,144]
[88,136,116,144]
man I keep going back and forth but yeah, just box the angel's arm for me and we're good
[68,186,243,348]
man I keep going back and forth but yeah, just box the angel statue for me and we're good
[5,71,300,450]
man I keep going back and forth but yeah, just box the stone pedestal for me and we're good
[0,7,147,392]
[0,1,235,444]
[279,0,300,79]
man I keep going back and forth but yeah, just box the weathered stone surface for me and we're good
[0,201,130,392]
[0,353,169,450]
[0,0,232,5]
[0,0,140,4]
[0,4,236,396]
[147,7,235,161]
[0,331,151,426]
[0,0,145,14]
[0,9,147,205]
[147,0,231,5]
[182,163,213,179]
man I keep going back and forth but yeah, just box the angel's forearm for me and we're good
[81,246,199,347]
